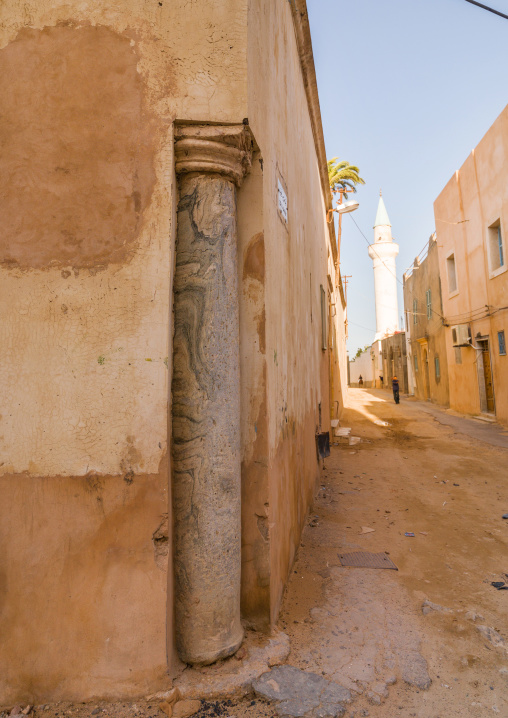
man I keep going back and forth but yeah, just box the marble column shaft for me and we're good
[172,125,252,665]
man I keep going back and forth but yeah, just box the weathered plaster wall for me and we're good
[0,0,249,701]
[403,239,449,407]
[380,333,408,394]
[434,104,508,423]
[0,471,168,702]
[237,155,271,629]
[349,349,374,387]
[247,0,337,624]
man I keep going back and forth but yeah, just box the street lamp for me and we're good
[335,199,359,214]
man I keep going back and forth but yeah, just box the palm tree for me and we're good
[327,157,365,199]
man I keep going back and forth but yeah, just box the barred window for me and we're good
[499,330,506,356]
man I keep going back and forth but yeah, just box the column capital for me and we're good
[174,124,253,187]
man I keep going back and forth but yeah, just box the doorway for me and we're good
[477,339,495,414]
[423,349,430,400]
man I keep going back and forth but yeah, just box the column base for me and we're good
[179,628,244,666]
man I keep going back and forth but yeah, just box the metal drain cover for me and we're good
[338,551,398,570]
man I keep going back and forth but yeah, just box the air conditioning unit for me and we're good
[451,324,472,347]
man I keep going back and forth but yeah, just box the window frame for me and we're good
[446,253,458,295]
[413,298,418,325]
[487,220,507,278]
[434,355,440,381]
[498,330,507,356]
[426,289,432,320]
[320,284,327,351]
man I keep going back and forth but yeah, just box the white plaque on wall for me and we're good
[277,178,288,224]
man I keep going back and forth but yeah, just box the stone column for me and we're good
[172,125,253,665]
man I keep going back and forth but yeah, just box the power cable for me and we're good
[347,320,377,333]
[463,0,508,20]
[348,214,445,321]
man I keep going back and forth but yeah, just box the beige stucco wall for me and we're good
[380,333,408,394]
[0,0,249,702]
[247,0,340,624]
[349,349,374,387]
[403,238,449,406]
[434,104,508,423]
[0,0,343,701]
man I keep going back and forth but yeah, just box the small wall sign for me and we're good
[277,178,288,224]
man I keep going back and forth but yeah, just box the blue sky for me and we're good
[307,0,508,355]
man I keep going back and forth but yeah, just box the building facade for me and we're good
[0,0,346,702]
[434,104,508,423]
[403,235,450,406]
[348,347,374,387]
[379,332,408,394]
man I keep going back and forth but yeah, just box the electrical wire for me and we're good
[347,320,377,333]
[463,0,508,20]
[348,214,446,321]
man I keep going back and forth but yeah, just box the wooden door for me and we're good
[482,343,495,413]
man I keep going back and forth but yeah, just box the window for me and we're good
[447,254,457,293]
[426,289,432,319]
[455,347,462,364]
[435,356,440,380]
[414,354,418,373]
[488,221,505,273]
[413,298,418,325]
[499,330,507,356]
[320,285,327,351]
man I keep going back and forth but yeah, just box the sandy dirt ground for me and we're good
[3,389,508,718]
[278,388,508,717]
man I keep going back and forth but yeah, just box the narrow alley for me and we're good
[276,388,508,717]
[14,390,508,718]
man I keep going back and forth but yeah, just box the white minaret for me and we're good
[368,191,399,340]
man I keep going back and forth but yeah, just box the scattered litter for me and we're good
[404,532,415,537]
[443,502,447,506]
[349,436,361,446]
[338,551,398,570]
[502,514,508,519]
[334,427,351,437]
[491,582,508,591]
[453,483,460,486]
[331,419,340,428]
[420,531,428,536]
[360,526,375,534]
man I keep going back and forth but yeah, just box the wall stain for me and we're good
[0,25,159,270]
[243,232,265,284]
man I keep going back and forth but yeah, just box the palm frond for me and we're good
[328,157,365,193]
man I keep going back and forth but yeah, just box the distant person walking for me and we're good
[392,376,400,404]
[358,375,364,386]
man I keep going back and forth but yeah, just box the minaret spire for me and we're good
[368,193,399,340]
